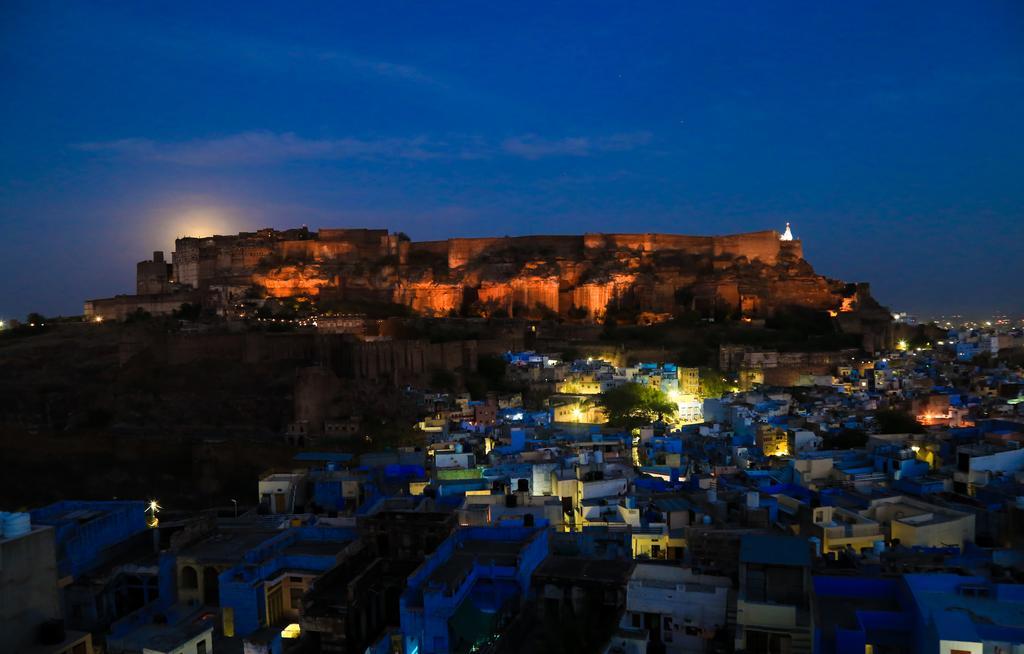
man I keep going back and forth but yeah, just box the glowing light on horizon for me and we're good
[144,201,246,253]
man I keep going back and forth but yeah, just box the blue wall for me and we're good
[31,500,148,578]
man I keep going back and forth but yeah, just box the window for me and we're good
[181,566,199,590]
[266,585,284,626]
[290,588,305,608]
[196,640,207,654]
[631,613,641,628]
[747,630,790,654]
[290,576,303,583]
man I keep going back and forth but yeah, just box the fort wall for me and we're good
[711,230,784,264]
[85,291,200,321]
[92,226,856,324]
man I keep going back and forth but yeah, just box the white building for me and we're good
[618,563,731,653]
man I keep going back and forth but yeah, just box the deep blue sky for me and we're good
[2,2,1022,320]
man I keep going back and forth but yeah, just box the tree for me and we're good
[698,368,731,399]
[826,428,868,449]
[429,368,457,392]
[598,383,676,429]
[874,409,925,434]
[173,302,202,321]
[124,308,152,323]
[477,354,508,389]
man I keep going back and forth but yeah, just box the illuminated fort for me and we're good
[86,225,882,324]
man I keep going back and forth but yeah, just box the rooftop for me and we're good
[740,534,811,567]
[178,529,279,563]
[533,555,634,585]
[426,540,525,593]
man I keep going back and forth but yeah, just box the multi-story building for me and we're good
[400,523,549,654]
[735,534,812,654]
[619,563,731,653]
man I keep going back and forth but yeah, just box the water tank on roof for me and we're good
[746,491,760,509]
[579,451,590,466]
[594,449,604,464]
[707,488,717,504]
[702,514,712,525]
[455,442,464,454]
[2,512,30,538]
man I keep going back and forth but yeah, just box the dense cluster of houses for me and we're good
[3,334,1024,654]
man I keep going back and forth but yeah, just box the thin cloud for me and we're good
[501,132,652,159]
[74,132,455,166]
[75,131,653,166]
[313,50,436,85]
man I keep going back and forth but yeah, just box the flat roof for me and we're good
[534,556,633,584]
[178,530,278,563]
[294,452,354,463]
[740,534,811,567]
[426,541,525,593]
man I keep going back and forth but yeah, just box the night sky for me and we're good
[2,2,1022,320]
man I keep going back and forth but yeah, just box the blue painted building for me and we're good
[31,500,148,580]
[29,500,154,633]
[813,574,1024,653]
[904,574,1024,654]
[811,576,912,654]
[400,523,549,654]
[219,525,355,640]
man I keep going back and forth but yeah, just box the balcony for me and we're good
[736,599,801,629]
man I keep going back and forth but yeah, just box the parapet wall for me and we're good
[445,235,583,268]
[444,231,788,268]
[172,228,796,287]
[711,230,785,264]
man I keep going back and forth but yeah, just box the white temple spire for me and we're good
[780,222,794,241]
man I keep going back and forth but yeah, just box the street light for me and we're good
[146,499,161,528]
[231,499,238,518]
